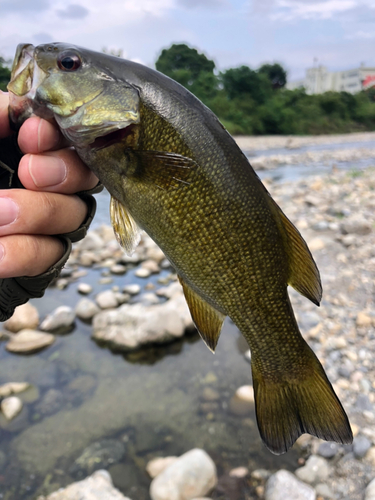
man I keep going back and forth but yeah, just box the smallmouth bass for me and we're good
[7,43,353,454]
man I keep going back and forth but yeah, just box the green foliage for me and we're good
[156,43,375,135]
[0,57,11,92]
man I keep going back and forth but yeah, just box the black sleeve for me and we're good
[0,135,102,322]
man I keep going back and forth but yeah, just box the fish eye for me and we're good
[57,52,81,71]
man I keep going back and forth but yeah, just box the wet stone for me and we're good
[317,441,340,459]
[1,396,23,420]
[78,283,93,295]
[40,306,75,332]
[75,299,100,321]
[146,456,178,479]
[123,284,141,295]
[6,329,55,353]
[3,303,39,333]
[96,290,118,309]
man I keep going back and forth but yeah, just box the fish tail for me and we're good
[251,346,353,455]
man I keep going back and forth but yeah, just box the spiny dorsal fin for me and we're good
[266,196,322,305]
[132,150,197,190]
[179,276,225,353]
[110,196,141,256]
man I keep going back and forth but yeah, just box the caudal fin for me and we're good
[251,350,353,455]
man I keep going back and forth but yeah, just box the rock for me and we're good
[265,470,316,500]
[366,447,375,466]
[137,293,160,305]
[123,284,141,295]
[353,435,372,459]
[341,217,372,235]
[78,231,105,251]
[80,250,100,267]
[56,278,69,290]
[356,311,373,327]
[6,329,55,353]
[295,455,330,484]
[135,267,151,278]
[150,448,217,500]
[0,382,30,397]
[356,394,373,412]
[76,299,100,321]
[317,441,339,459]
[1,396,23,420]
[92,295,193,351]
[78,283,93,295]
[141,259,160,274]
[201,387,220,402]
[110,264,127,275]
[156,282,182,299]
[365,477,375,500]
[40,306,75,332]
[315,483,334,499]
[3,303,39,332]
[96,290,118,309]
[228,385,254,416]
[229,466,249,478]
[37,469,132,499]
[146,457,178,478]
[70,439,126,478]
[308,238,325,252]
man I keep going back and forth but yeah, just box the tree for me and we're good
[221,65,272,104]
[0,57,11,92]
[258,63,287,89]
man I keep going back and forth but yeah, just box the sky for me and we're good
[1,0,375,81]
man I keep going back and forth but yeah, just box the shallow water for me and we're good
[0,140,373,499]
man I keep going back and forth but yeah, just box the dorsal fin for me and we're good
[110,196,141,256]
[266,195,322,305]
[179,276,225,353]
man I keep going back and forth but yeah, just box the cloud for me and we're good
[271,0,357,21]
[57,4,89,19]
[177,0,228,8]
[1,0,49,14]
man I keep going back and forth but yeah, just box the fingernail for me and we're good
[0,198,19,226]
[29,155,67,187]
[0,243,4,263]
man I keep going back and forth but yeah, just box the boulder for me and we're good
[40,306,75,332]
[36,469,132,500]
[150,449,217,500]
[92,295,193,351]
[146,457,178,478]
[3,303,39,332]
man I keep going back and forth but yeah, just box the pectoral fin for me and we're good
[179,277,225,352]
[131,150,197,190]
[110,196,141,255]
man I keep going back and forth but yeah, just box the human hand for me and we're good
[0,90,99,279]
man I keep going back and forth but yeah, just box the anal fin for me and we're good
[110,196,141,256]
[179,277,225,352]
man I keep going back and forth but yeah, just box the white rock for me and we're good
[37,469,132,500]
[40,306,75,331]
[1,397,23,420]
[96,290,118,309]
[78,231,105,251]
[146,457,178,478]
[295,455,330,484]
[6,329,55,353]
[123,284,141,295]
[141,259,160,274]
[366,477,375,500]
[0,382,30,398]
[110,264,127,275]
[156,282,183,299]
[92,295,193,351]
[135,267,151,278]
[78,283,93,295]
[4,303,39,332]
[75,299,100,321]
[265,470,316,500]
[150,449,217,500]
[228,385,254,416]
[80,251,100,267]
[229,467,249,478]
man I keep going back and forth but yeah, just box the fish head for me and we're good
[8,42,140,147]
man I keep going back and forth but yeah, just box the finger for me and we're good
[0,91,12,138]
[0,234,64,278]
[18,117,69,154]
[0,190,88,237]
[18,147,99,194]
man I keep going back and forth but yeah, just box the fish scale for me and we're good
[7,42,353,454]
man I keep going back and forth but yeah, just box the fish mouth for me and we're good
[89,123,137,150]
[8,43,51,129]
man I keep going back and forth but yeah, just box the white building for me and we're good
[287,64,375,94]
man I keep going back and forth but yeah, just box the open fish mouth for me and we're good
[8,43,53,129]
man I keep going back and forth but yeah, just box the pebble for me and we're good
[78,231,105,251]
[96,290,118,309]
[317,441,339,459]
[365,477,375,500]
[123,284,141,295]
[0,382,30,397]
[40,306,75,332]
[6,329,55,353]
[141,259,160,274]
[228,385,254,417]
[150,448,217,500]
[1,396,23,420]
[37,469,132,500]
[366,447,375,466]
[146,457,178,478]
[315,483,335,499]
[135,267,151,278]
[353,435,372,459]
[76,299,100,321]
[3,302,39,332]
[110,264,127,275]
[265,470,315,500]
[295,455,330,484]
[78,283,93,295]
[229,466,249,478]
[98,277,113,285]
